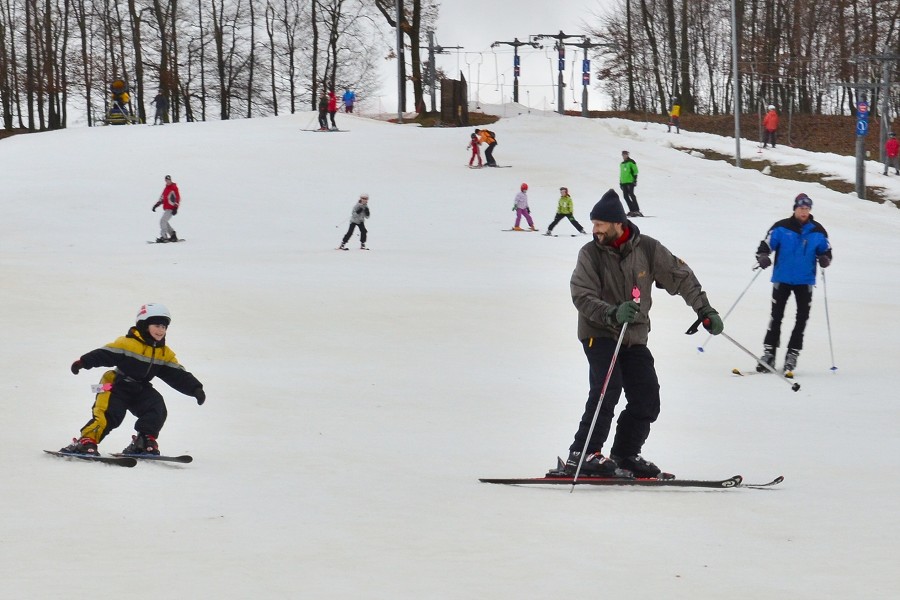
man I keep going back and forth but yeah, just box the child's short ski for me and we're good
[111,453,193,463]
[544,233,581,237]
[147,239,186,244]
[44,450,137,467]
[301,128,349,132]
[502,228,538,232]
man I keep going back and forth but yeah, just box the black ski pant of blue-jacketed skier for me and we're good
[569,336,660,459]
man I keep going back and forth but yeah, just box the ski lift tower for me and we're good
[490,37,540,104]
[532,31,584,115]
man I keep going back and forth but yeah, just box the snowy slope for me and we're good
[2,110,900,598]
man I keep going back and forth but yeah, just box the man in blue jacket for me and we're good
[755,193,832,373]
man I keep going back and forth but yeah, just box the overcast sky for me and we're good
[372,0,617,113]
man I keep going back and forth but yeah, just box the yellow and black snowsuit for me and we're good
[76,327,203,443]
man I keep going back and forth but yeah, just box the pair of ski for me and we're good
[44,450,192,468]
[467,164,512,169]
[480,458,783,489]
[732,367,794,379]
[147,238,186,244]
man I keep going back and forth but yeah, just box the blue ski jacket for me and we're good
[758,215,831,285]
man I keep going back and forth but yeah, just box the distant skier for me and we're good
[511,183,537,231]
[667,99,681,133]
[151,90,169,125]
[338,194,371,250]
[328,89,338,130]
[318,92,329,130]
[762,105,779,148]
[152,174,181,242]
[884,132,900,176]
[476,128,498,167]
[467,132,483,168]
[58,303,206,458]
[545,186,587,235]
[342,89,356,113]
[619,151,642,217]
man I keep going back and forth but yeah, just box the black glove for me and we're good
[818,254,831,268]
[611,301,640,325]
[756,253,772,269]
[194,388,206,406]
[171,208,178,216]
[698,306,724,335]
[71,360,83,375]
[152,201,162,212]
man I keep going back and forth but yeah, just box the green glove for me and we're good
[699,307,724,335]
[612,301,640,325]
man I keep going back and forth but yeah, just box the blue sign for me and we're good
[856,119,868,136]
[558,59,565,71]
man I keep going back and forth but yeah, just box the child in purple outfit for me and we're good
[512,183,538,231]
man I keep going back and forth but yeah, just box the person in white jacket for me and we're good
[512,183,538,231]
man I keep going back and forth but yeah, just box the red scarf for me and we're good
[611,225,631,249]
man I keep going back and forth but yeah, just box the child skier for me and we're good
[152,174,181,242]
[467,133,483,168]
[59,303,206,457]
[545,186,587,235]
[338,194,371,250]
[512,183,537,231]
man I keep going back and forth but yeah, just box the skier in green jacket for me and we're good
[545,186,587,236]
[619,151,643,217]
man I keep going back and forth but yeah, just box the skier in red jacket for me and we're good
[762,105,779,148]
[884,132,900,176]
[152,175,181,242]
[328,89,338,130]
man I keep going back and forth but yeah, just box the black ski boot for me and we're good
[60,437,99,455]
[756,345,776,373]
[122,433,160,456]
[564,451,630,478]
[612,454,668,479]
[783,348,800,374]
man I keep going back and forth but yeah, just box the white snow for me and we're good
[2,109,900,598]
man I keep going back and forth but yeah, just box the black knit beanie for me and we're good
[590,189,627,223]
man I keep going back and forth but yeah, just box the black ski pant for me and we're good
[329,110,337,128]
[763,283,813,351]
[620,183,640,213]
[763,130,777,147]
[80,370,168,443]
[318,111,328,129]
[547,213,584,233]
[485,142,497,166]
[342,222,367,244]
[569,337,660,459]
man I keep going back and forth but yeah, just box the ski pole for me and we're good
[718,331,801,392]
[697,267,763,353]
[821,268,837,372]
[571,286,640,491]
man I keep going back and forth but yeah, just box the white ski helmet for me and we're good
[136,303,171,327]
[767,104,776,110]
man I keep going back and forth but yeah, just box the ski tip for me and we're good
[829,366,838,373]
[791,382,801,392]
[732,368,743,375]
[697,347,705,353]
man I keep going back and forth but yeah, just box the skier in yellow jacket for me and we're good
[59,303,205,457]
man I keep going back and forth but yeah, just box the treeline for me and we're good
[590,0,900,117]
[0,0,439,130]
